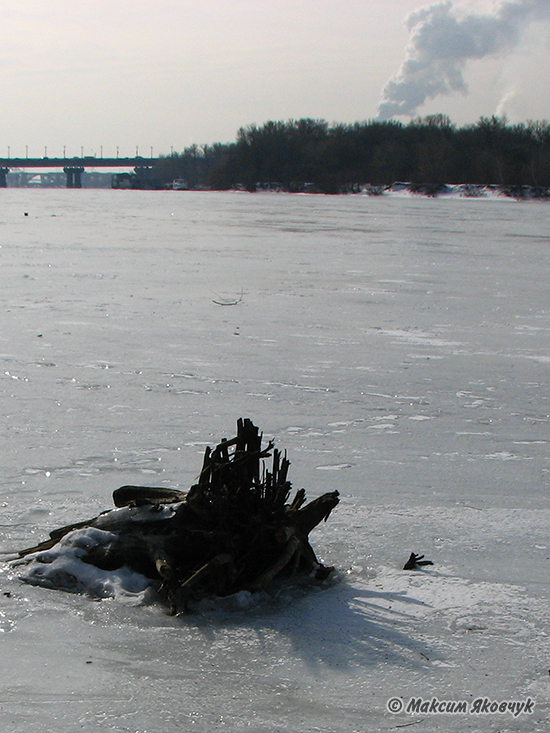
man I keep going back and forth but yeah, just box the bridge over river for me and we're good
[0,156,158,187]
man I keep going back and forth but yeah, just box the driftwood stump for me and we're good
[17,419,339,613]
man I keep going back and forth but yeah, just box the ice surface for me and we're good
[0,189,549,732]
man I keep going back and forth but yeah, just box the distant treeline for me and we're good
[153,115,550,194]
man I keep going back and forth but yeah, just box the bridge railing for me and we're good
[0,157,158,168]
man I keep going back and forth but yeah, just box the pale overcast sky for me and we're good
[2,0,549,158]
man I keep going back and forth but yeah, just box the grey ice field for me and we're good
[1,189,549,732]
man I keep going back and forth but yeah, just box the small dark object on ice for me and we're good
[403,552,434,570]
[16,419,339,614]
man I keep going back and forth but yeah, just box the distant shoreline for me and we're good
[5,181,550,199]
[236,182,550,200]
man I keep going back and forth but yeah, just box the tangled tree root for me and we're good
[17,419,340,613]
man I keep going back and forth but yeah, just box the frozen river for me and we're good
[0,189,549,732]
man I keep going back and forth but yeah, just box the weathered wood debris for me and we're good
[403,552,433,570]
[18,419,339,613]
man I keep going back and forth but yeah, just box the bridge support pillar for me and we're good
[0,168,10,187]
[63,166,85,188]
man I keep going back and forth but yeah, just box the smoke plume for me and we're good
[377,0,550,120]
